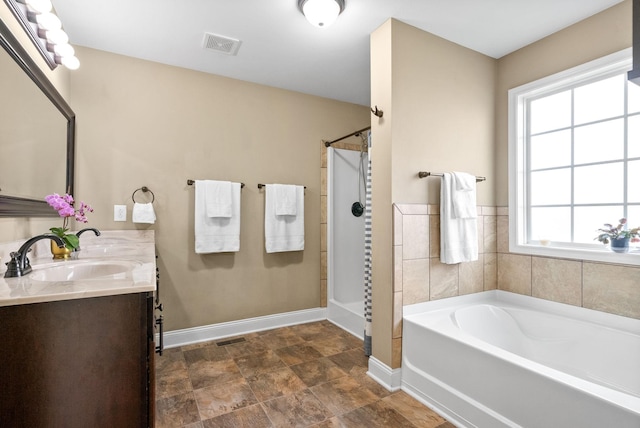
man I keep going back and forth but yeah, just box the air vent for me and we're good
[216,337,246,347]
[203,33,242,56]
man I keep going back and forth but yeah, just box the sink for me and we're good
[30,261,138,282]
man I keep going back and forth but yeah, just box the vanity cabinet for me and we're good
[0,292,155,428]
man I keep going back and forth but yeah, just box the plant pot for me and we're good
[610,237,630,253]
[50,240,71,260]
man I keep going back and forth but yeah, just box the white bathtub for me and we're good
[402,290,640,428]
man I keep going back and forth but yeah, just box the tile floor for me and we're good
[155,320,455,427]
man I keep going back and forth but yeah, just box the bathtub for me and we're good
[402,290,640,428]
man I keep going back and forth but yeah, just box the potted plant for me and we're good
[45,193,93,258]
[595,218,640,253]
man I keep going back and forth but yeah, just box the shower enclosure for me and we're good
[327,147,367,338]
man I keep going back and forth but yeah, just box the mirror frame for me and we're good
[0,18,75,217]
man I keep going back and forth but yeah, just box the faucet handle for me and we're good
[4,252,23,278]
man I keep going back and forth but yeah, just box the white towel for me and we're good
[195,180,241,253]
[204,180,233,218]
[440,173,478,264]
[265,184,304,253]
[452,172,478,219]
[132,202,156,224]
[273,184,297,216]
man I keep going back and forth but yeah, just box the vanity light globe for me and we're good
[61,55,80,70]
[42,28,69,45]
[301,0,341,27]
[52,42,74,57]
[33,12,62,31]
[24,0,52,14]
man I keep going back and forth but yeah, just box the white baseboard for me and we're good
[367,356,402,392]
[158,307,327,349]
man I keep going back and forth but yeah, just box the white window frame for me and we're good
[508,48,640,266]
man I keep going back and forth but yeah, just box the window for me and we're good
[509,48,640,265]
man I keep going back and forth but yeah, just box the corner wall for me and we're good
[370,19,497,368]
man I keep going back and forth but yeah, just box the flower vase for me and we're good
[610,237,630,253]
[50,240,72,259]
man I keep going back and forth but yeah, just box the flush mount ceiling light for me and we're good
[297,0,345,28]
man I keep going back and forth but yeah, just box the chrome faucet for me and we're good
[4,234,65,278]
[74,228,101,251]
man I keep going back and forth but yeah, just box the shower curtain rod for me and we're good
[418,171,486,182]
[324,126,371,147]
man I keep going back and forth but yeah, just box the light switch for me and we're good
[114,205,127,222]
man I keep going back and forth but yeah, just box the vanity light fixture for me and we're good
[5,0,80,70]
[297,0,345,28]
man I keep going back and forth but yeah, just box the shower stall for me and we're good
[326,145,368,338]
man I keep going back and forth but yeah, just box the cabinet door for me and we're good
[0,293,151,428]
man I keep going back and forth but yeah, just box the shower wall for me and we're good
[326,147,367,337]
[329,148,367,304]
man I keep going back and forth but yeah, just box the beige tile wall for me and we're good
[495,206,640,320]
[396,204,640,319]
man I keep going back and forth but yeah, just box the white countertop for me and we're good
[0,230,156,307]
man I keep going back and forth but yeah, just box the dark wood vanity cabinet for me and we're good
[0,292,155,428]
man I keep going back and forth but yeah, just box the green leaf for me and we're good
[63,234,80,250]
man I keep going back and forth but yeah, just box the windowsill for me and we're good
[509,242,640,267]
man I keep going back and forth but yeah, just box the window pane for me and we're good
[530,130,571,169]
[530,207,571,242]
[629,80,640,114]
[628,205,640,231]
[530,90,571,134]
[574,119,624,164]
[629,160,640,203]
[629,114,640,159]
[574,162,623,204]
[530,169,571,205]
[574,75,624,124]
[574,206,623,244]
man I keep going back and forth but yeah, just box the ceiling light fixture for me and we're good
[297,0,345,28]
[6,0,80,70]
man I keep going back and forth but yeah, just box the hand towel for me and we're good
[440,173,478,264]
[132,202,156,224]
[265,184,304,253]
[273,184,297,216]
[204,180,233,218]
[451,172,478,219]
[195,180,241,253]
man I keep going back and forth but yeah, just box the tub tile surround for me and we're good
[395,204,640,319]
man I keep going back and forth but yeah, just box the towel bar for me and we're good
[187,179,244,188]
[258,184,306,189]
[418,171,486,182]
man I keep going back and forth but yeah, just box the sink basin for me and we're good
[30,261,138,282]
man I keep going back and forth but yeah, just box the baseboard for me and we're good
[367,356,402,392]
[158,307,327,349]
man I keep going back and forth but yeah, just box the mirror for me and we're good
[0,18,75,217]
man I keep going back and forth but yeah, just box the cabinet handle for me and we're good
[155,316,164,355]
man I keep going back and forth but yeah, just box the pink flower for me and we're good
[45,193,93,229]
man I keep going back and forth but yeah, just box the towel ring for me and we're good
[132,186,155,203]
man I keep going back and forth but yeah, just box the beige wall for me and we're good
[370,19,496,368]
[68,47,369,331]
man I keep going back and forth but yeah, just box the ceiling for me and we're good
[51,0,624,106]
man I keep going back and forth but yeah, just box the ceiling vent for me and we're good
[202,33,242,56]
